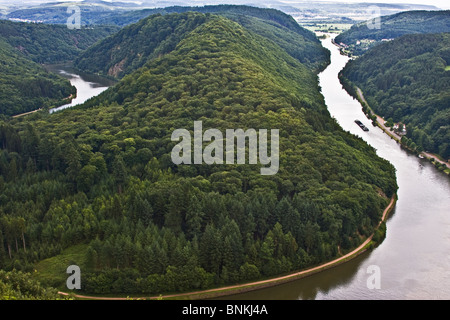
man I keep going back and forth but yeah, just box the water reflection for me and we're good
[220,34,450,300]
[44,64,114,113]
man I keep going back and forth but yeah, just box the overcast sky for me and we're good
[6,0,450,10]
[308,0,450,10]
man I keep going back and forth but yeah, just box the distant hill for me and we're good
[335,10,450,56]
[340,32,450,159]
[74,5,330,79]
[95,4,320,35]
[4,0,137,25]
[3,0,440,26]
[0,20,118,64]
[0,38,75,117]
[0,19,118,116]
[1,12,396,295]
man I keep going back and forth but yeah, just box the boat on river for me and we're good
[355,120,369,132]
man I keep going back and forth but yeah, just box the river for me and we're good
[46,41,450,300]
[45,64,115,114]
[222,34,450,300]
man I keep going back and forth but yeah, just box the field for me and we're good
[33,244,89,290]
[301,23,353,34]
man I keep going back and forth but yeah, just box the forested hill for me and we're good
[97,4,318,41]
[335,10,450,56]
[340,32,450,160]
[74,6,330,78]
[0,12,397,295]
[0,20,118,116]
[0,39,75,117]
[0,20,119,64]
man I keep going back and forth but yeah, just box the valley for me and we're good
[0,2,449,302]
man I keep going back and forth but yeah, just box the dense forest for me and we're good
[74,5,330,78]
[0,38,76,117]
[94,4,321,40]
[340,32,450,160]
[0,20,118,117]
[0,269,69,300]
[0,20,118,64]
[0,10,397,296]
[335,10,450,56]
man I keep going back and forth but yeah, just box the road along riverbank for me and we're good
[58,195,396,300]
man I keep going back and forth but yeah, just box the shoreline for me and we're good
[59,194,397,300]
[12,108,43,118]
[58,34,398,301]
[330,34,449,173]
[354,86,450,172]
[11,93,76,119]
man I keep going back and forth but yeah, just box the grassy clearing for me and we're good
[33,244,89,290]
[445,65,450,71]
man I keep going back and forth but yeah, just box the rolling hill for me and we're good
[0,19,118,116]
[0,11,397,295]
[0,20,118,64]
[335,10,450,56]
[0,38,75,117]
[74,5,330,78]
[340,32,450,160]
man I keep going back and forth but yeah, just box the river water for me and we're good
[223,34,450,300]
[45,41,450,300]
[45,64,114,114]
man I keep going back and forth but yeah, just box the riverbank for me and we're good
[314,34,450,299]
[332,37,450,174]
[355,88,402,141]
[11,94,76,118]
[354,87,450,173]
[12,108,43,118]
[58,195,397,300]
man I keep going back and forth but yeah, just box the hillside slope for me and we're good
[340,32,450,159]
[335,10,450,56]
[1,13,397,295]
[0,20,118,64]
[0,20,118,116]
[74,5,330,77]
[0,39,75,117]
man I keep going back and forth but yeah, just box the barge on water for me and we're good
[355,120,369,132]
